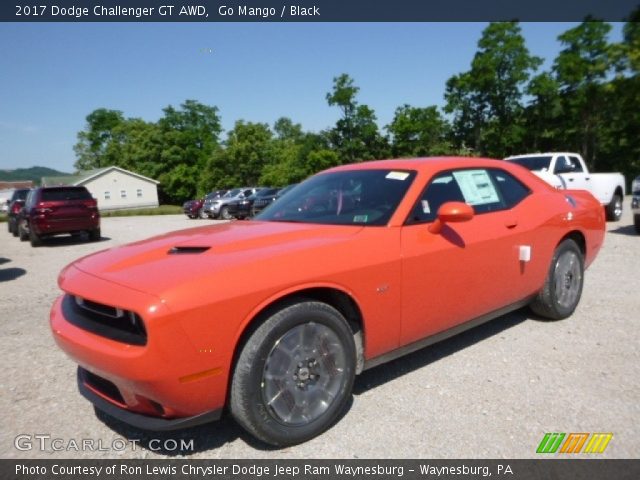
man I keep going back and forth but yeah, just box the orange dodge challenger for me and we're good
[51,157,605,446]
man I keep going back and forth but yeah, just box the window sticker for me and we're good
[386,171,410,181]
[452,170,500,205]
[353,214,368,223]
[421,200,430,214]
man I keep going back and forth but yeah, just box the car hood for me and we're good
[67,221,363,298]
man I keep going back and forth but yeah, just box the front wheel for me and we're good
[220,206,232,220]
[18,220,28,241]
[230,301,356,446]
[634,214,640,234]
[198,208,208,219]
[530,239,584,320]
[605,194,623,221]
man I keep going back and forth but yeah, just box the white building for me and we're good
[42,166,160,211]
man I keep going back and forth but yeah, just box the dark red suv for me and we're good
[18,186,101,246]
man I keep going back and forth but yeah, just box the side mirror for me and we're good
[428,201,474,234]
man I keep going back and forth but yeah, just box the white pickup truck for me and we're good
[505,152,626,221]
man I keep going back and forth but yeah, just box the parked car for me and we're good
[251,185,296,217]
[632,175,640,233]
[205,187,261,219]
[227,187,279,219]
[18,186,100,246]
[51,157,604,447]
[6,188,31,236]
[504,152,626,221]
[183,199,204,219]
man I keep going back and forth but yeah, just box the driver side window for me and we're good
[408,173,465,224]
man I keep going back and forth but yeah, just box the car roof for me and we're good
[325,156,507,174]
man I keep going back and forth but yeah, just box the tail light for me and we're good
[34,202,52,215]
[83,199,99,212]
[11,202,23,214]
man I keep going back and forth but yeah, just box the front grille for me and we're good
[62,294,147,345]
[81,368,125,405]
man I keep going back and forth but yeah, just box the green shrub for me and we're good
[100,205,182,217]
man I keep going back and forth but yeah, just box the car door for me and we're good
[399,167,535,345]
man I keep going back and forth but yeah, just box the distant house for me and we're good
[42,166,160,211]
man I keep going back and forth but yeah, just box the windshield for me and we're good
[223,188,241,198]
[507,156,553,171]
[256,169,416,226]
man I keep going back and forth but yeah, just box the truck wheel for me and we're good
[530,239,584,320]
[230,301,356,446]
[605,194,623,221]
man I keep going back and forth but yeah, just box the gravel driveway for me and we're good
[1,203,638,459]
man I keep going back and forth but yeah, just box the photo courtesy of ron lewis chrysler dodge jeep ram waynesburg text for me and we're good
[50,157,605,447]
[504,152,626,222]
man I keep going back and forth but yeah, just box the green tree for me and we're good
[326,74,389,162]
[553,19,614,168]
[386,105,451,157]
[445,22,541,157]
[522,72,563,151]
[202,121,273,190]
[73,109,125,170]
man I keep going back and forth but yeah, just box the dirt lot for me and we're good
[1,203,638,459]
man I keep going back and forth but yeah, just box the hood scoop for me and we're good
[168,246,210,255]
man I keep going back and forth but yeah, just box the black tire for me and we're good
[605,193,623,222]
[220,206,232,220]
[198,208,208,219]
[29,226,42,247]
[88,228,101,241]
[18,220,28,242]
[530,239,584,320]
[634,214,640,234]
[11,221,19,237]
[7,221,11,233]
[230,301,356,447]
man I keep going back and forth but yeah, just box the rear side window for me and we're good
[491,170,530,208]
[41,188,91,201]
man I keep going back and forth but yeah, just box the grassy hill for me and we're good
[0,166,70,185]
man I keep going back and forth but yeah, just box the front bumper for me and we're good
[78,368,221,431]
[50,267,230,425]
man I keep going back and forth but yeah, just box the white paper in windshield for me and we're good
[452,170,499,205]
[386,171,410,181]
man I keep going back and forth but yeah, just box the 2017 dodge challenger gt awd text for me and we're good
[50,157,605,446]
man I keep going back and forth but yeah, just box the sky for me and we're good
[0,22,624,173]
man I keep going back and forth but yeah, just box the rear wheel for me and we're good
[230,301,356,446]
[88,228,101,241]
[530,239,584,320]
[605,193,623,221]
[11,221,19,237]
[18,220,28,241]
[29,226,42,247]
[634,214,640,234]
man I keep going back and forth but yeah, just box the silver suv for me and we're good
[205,187,261,219]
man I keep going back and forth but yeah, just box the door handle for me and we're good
[505,219,518,229]
[585,177,590,181]
[568,178,574,182]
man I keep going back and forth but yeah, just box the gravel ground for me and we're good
[1,202,638,459]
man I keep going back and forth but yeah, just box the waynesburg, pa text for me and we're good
[14,4,321,19]
[15,463,512,477]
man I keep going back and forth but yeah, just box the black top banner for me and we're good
[3,0,639,22]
